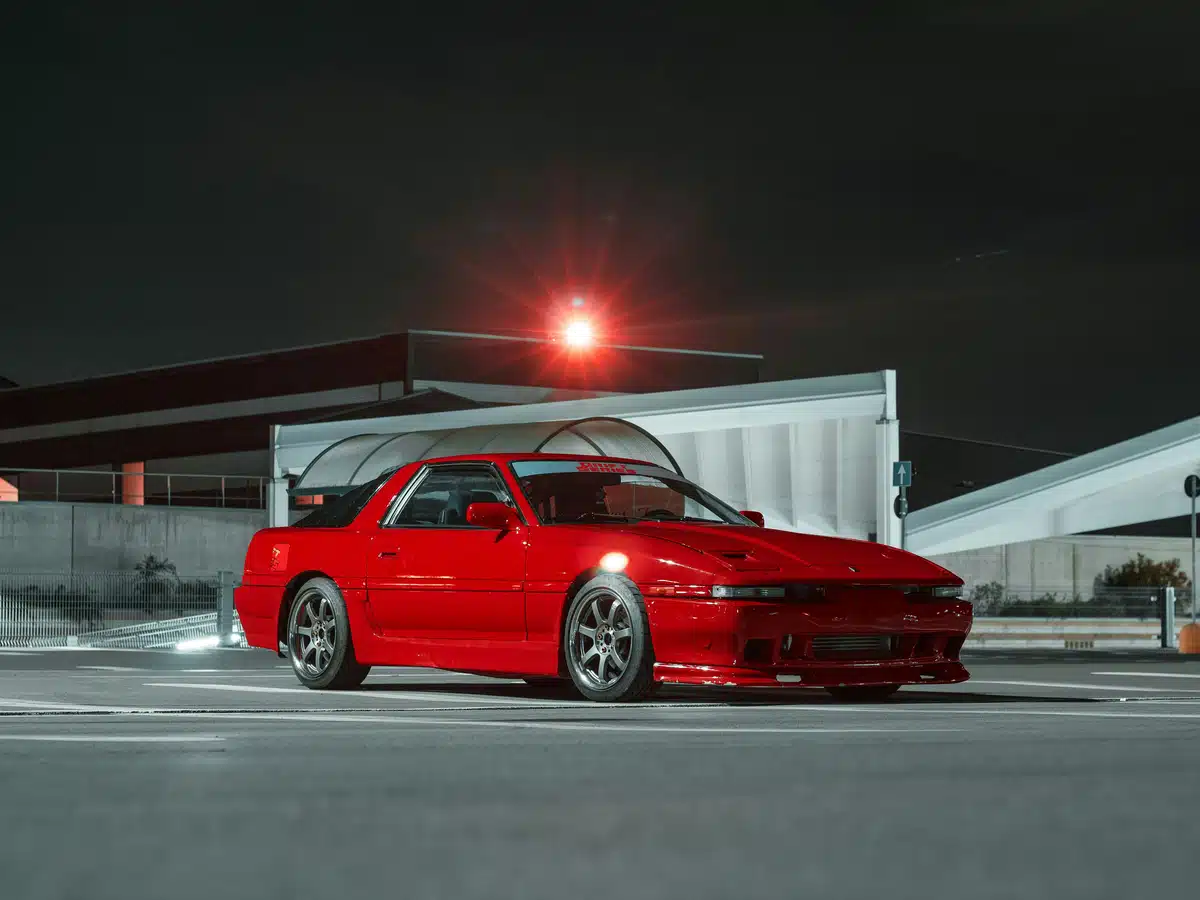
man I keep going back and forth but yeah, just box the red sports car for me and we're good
[235,453,971,701]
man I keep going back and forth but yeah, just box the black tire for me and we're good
[562,573,655,702]
[825,684,901,702]
[286,576,370,690]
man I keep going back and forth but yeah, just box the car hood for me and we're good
[617,523,959,582]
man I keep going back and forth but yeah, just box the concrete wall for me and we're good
[3,498,1192,591]
[0,503,266,575]
[931,534,1197,597]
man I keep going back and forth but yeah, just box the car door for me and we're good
[365,463,527,641]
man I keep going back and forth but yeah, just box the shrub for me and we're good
[1100,553,1189,589]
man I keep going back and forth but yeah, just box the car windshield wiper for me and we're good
[637,515,721,524]
[554,512,637,524]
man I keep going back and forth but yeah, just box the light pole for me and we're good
[1179,476,1200,654]
[1188,475,1200,624]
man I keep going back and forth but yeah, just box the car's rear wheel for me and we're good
[825,684,901,702]
[563,574,655,702]
[287,577,370,690]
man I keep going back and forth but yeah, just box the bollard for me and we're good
[1180,623,1200,654]
[218,570,234,646]
[1161,586,1176,649]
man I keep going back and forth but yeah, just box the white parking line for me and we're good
[1091,671,1200,680]
[0,734,224,743]
[967,679,1200,693]
[142,682,573,706]
[143,682,309,695]
[183,672,389,678]
[0,697,138,712]
[77,666,144,672]
[80,711,961,735]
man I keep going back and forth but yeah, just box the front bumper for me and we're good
[646,593,973,688]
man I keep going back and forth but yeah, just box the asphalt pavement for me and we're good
[2,647,1199,900]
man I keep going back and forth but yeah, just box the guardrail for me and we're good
[966,584,1195,619]
[0,467,267,509]
[967,618,1186,649]
[0,570,239,648]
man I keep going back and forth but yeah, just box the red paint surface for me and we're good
[235,453,971,686]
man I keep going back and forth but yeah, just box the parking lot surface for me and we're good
[2,648,1199,900]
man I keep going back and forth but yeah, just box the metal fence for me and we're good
[0,467,267,509]
[965,582,1195,619]
[0,570,241,648]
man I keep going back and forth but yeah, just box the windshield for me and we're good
[511,460,751,526]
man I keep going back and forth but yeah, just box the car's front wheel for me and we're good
[563,574,656,702]
[825,684,900,702]
[287,577,370,690]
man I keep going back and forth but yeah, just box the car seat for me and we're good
[437,492,468,525]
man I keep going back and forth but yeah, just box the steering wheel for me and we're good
[641,508,681,520]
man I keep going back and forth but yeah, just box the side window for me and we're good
[390,467,512,527]
[293,468,395,528]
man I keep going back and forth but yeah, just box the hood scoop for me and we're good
[707,548,779,572]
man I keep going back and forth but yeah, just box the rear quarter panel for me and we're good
[236,527,370,650]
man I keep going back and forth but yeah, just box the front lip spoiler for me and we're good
[652,660,969,688]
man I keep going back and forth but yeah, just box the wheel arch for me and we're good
[554,567,602,675]
[276,570,331,652]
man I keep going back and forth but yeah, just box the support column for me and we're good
[268,424,290,528]
[218,570,234,645]
[121,462,144,505]
[267,478,290,528]
[874,370,901,547]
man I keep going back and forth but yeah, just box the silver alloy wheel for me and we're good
[569,591,633,688]
[290,588,337,677]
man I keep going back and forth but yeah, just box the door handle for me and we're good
[378,551,398,559]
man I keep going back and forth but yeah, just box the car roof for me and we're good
[410,452,661,467]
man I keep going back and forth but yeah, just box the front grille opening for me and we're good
[944,634,965,660]
[744,638,773,664]
[811,634,896,660]
[778,634,805,660]
[914,634,944,658]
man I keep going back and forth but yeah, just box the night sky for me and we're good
[4,4,1198,456]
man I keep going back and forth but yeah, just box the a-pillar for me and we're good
[121,462,145,505]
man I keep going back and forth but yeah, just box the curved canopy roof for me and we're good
[292,416,682,495]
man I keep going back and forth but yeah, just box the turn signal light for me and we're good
[599,552,628,573]
[907,585,965,600]
[712,585,786,599]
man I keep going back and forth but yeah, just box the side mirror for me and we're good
[740,510,765,527]
[467,502,521,530]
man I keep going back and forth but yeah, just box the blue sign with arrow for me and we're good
[893,460,912,488]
